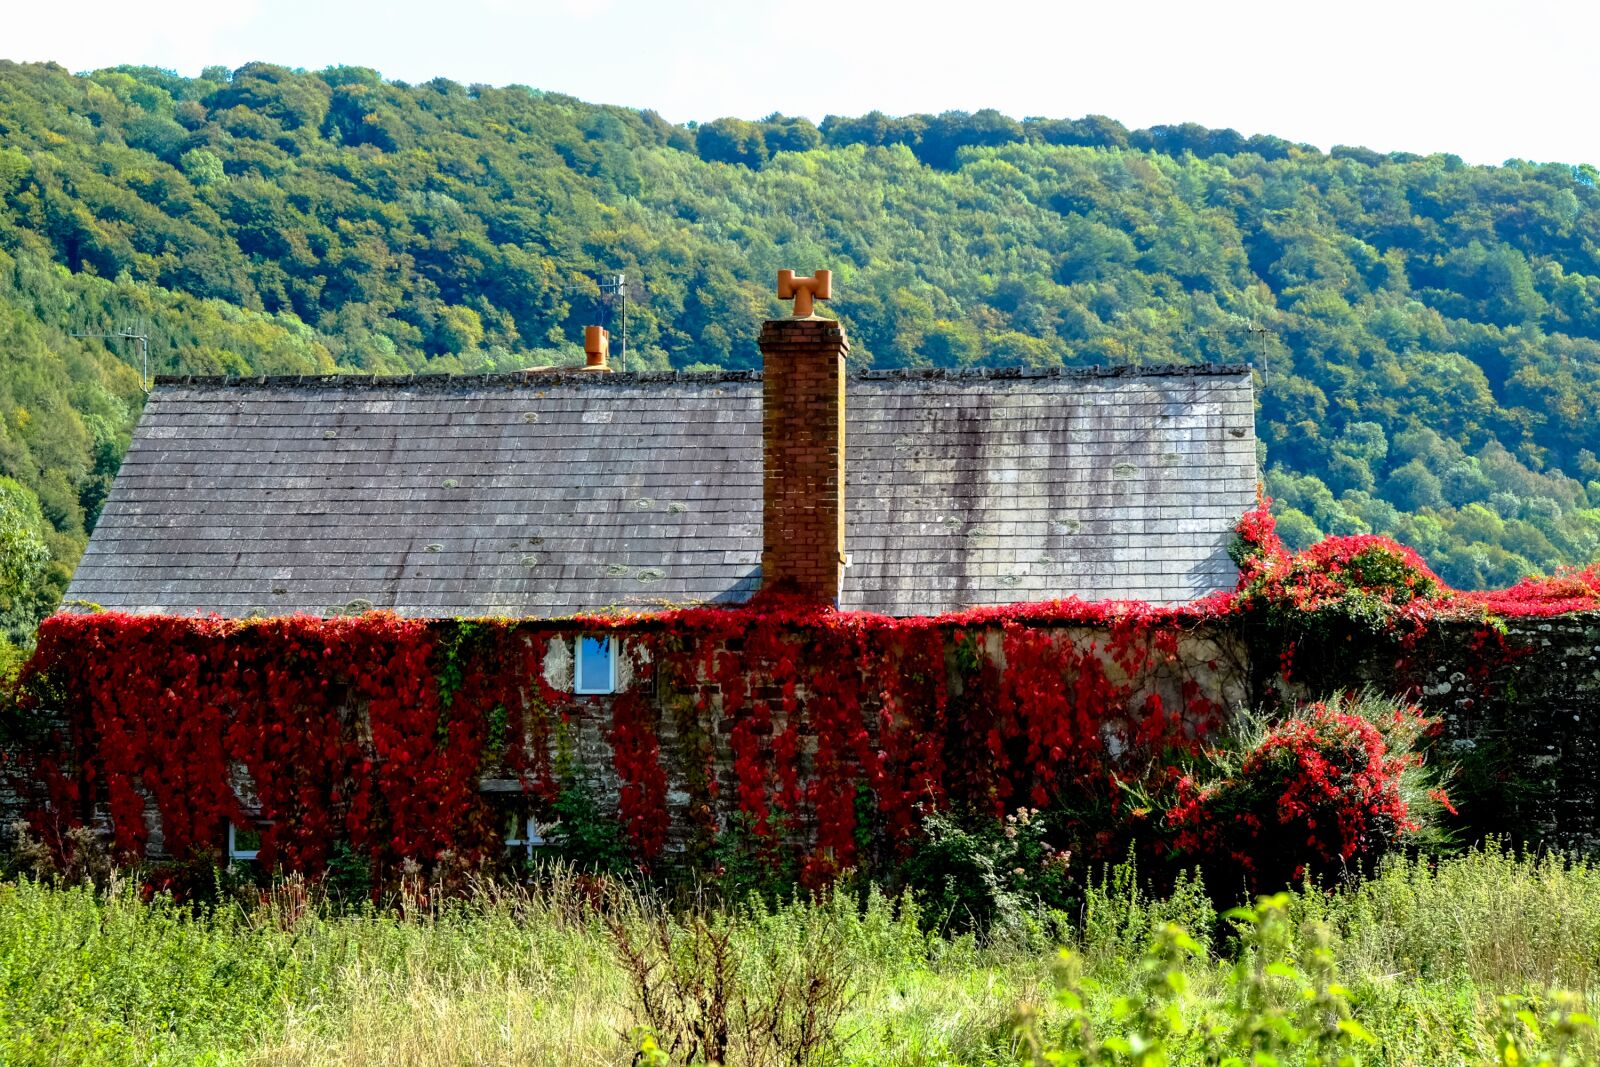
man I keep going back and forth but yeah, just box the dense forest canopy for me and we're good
[3,59,1600,645]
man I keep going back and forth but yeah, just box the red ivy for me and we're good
[12,613,561,877]
[1233,495,1600,623]
[1466,564,1600,617]
[10,594,1233,882]
[7,501,1593,884]
[579,591,1228,882]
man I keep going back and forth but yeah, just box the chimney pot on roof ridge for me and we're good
[777,269,832,318]
[582,326,611,372]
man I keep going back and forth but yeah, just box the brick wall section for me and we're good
[760,317,848,603]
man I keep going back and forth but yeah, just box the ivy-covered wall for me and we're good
[1,602,1246,883]
[1227,501,1600,852]
[9,500,1600,880]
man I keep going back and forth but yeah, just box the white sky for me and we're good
[6,0,1599,166]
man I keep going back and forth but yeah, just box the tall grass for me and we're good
[2,847,1599,1064]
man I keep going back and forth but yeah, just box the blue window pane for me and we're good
[577,636,614,693]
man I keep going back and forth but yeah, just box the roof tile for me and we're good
[68,367,1257,617]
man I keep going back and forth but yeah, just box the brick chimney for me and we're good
[760,288,848,605]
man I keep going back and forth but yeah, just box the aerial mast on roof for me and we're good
[595,272,643,373]
[1247,318,1272,388]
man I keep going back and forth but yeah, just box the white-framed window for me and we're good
[504,813,545,858]
[227,820,262,864]
[574,635,617,694]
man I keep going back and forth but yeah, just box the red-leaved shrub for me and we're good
[1233,498,1447,632]
[1467,564,1600,617]
[1164,698,1433,892]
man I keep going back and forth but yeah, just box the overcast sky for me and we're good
[7,0,1598,167]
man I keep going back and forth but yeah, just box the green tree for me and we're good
[0,477,49,641]
[179,148,225,186]
[433,305,485,356]
[1386,460,1446,510]
[696,118,768,168]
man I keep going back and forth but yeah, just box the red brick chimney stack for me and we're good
[760,271,847,605]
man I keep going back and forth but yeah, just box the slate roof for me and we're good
[66,364,1257,617]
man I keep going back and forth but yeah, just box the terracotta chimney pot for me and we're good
[583,326,611,372]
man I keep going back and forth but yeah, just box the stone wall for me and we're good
[1267,612,1600,851]
[508,619,1250,860]
[8,609,1600,866]
[1406,616,1600,851]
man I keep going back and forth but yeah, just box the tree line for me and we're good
[3,59,1600,650]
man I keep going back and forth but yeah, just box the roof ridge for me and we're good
[152,362,1252,390]
[855,363,1250,382]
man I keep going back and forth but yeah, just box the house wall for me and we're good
[7,608,1600,871]
[579,620,1249,862]
[1,611,1246,872]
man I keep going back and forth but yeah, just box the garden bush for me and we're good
[1161,692,1451,895]
[895,806,1075,936]
[1232,498,1449,636]
[888,690,1448,921]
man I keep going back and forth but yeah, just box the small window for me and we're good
[574,635,617,694]
[228,820,262,864]
[504,813,544,858]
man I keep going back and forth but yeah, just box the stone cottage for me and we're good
[26,275,1261,869]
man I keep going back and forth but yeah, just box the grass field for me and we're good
[1,845,1598,1065]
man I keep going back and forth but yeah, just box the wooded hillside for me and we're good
[3,59,1600,641]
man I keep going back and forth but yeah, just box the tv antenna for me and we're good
[72,328,151,391]
[596,273,644,372]
[1246,318,1272,388]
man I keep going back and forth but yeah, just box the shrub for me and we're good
[1243,532,1447,633]
[709,810,800,905]
[1471,563,1600,616]
[543,778,633,874]
[1163,695,1444,894]
[0,633,21,685]
[898,807,1074,935]
[1017,887,1600,1066]
[604,884,852,1067]
[323,840,374,903]
[1079,856,1216,963]
[1015,894,1378,1066]
[1232,498,1452,641]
